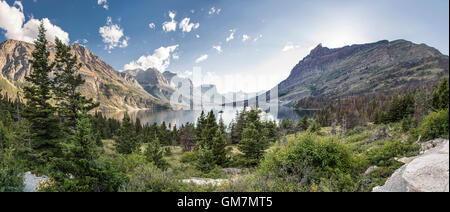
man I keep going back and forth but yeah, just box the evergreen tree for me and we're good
[22,23,60,162]
[144,136,168,170]
[238,122,267,166]
[179,123,196,152]
[211,129,228,166]
[431,77,449,111]
[195,146,216,173]
[296,116,310,131]
[231,108,247,144]
[53,38,99,130]
[46,112,123,192]
[114,114,138,154]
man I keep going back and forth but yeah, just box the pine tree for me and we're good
[238,122,267,167]
[114,114,138,154]
[179,123,196,152]
[211,129,228,166]
[431,77,449,111]
[53,38,99,130]
[231,108,247,144]
[296,116,310,131]
[47,112,122,192]
[22,23,60,162]
[144,136,168,170]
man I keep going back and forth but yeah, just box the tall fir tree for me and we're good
[211,129,228,166]
[22,23,60,162]
[114,113,138,154]
[53,38,99,130]
[238,122,268,167]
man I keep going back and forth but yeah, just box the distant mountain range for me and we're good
[277,39,449,104]
[1,39,448,111]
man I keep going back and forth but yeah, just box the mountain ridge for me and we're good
[0,39,170,111]
[277,39,449,104]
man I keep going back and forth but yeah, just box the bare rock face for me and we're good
[278,39,449,103]
[373,139,449,192]
[0,39,170,111]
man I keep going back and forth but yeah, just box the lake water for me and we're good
[103,106,315,127]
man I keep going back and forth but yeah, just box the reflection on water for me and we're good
[102,107,315,127]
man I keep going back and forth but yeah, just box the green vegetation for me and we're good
[0,24,448,192]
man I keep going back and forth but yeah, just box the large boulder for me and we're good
[373,139,449,192]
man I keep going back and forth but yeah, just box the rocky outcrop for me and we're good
[277,39,449,103]
[23,171,48,192]
[373,139,449,192]
[0,39,170,111]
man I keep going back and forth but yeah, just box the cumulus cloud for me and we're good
[195,34,200,38]
[242,34,250,42]
[99,16,129,50]
[148,23,155,29]
[226,29,235,42]
[0,1,70,44]
[179,18,199,32]
[162,11,177,32]
[124,45,179,72]
[208,7,221,15]
[97,0,109,10]
[282,43,300,52]
[195,54,208,63]
[212,45,222,53]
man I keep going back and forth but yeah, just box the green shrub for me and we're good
[180,151,196,163]
[0,167,24,192]
[258,133,363,192]
[420,109,449,140]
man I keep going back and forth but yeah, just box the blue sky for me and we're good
[1,0,449,93]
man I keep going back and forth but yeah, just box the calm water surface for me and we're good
[103,107,315,127]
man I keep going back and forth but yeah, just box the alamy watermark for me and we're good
[169,67,279,117]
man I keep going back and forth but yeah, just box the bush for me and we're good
[258,133,363,192]
[119,164,182,192]
[180,151,196,163]
[0,167,24,192]
[420,109,449,140]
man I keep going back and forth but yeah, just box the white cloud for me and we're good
[179,18,199,32]
[208,7,221,15]
[195,34,200,38]
[242,34,250,42]
[148,23,155,29]
[282,43,300,52]
[212,45,222,53]
[226,29,235,42]
[99,16,129,50]
[97,0,109,10]
[0,1,70,44]
[124,45,179,72]
[253,34,263,42]
[162,11,177,32]
[195,54,208,63]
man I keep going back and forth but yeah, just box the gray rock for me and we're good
[23,171,48,192]
[221,168,242,175]
[373,139,449,192]
[364,166,378,176]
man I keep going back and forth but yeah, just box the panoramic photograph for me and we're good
[0,0,449,199]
